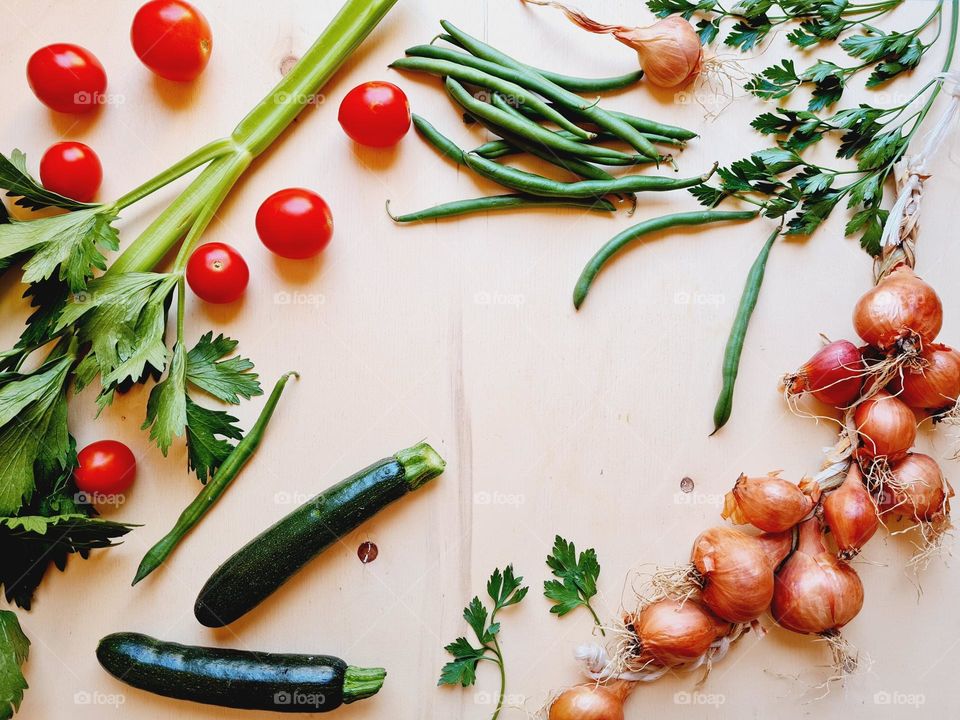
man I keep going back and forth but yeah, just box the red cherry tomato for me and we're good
[131,0,213,82]
[186,242,249,303]
[255,188,333,259]
[26,43,107,114]
[338,81,411,148]
[74,440,137,496]
[39,142,103,203]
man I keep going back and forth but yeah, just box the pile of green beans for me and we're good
[386,21,703,223]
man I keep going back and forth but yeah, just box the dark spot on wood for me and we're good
[680,476,695,493]
[279,55,299,76]
[358,541,378,563]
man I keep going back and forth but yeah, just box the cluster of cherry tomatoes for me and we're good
[22,3,413,496]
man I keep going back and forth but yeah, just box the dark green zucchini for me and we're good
[195,441,445,627]
[96,632,384,712]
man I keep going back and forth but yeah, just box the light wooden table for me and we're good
[2,1,959,718]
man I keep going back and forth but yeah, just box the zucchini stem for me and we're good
[395,442,446,490]
[342,665,387,704]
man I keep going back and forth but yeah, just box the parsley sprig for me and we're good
[544,535,604,633]
[0,610,29,720]
[746,2,945,110]
[439,566,528,720]
[692,70,949,254]
[647,0,906,50]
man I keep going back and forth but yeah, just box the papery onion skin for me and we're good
[633,599,731,666]
[853,390,916,462]
[521,2,702,87]
[853,267,943,351]
[631,17,702,88]
[548,681,631,720]
[771,518,864,635]
[822,464,879,557]
[755,530,795,570]
[890,344,960,411]
[691,526,774,623]
[880,452,954,522]
[783,340,864,407]
[722,473,817,532]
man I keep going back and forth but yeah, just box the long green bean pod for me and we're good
[132,372,298,585]
[406,43,644,92]
[573,210,759,309]
[515,102,697,143]
[464,152,715,198]
[386,195,616,222]
[488,95,616,181]
[439,20,660,159]
[412,114,466,164]
[390,56,591,139]
[712,227,779,434]
[444,78,640,164]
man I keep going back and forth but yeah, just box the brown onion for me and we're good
[890,344,960,410]
[691,526,775,623]
[853,390,916,461]
[880,452,954,521]
[549,681,632,720]
[771,518,864,635]
[822,464,879,557]
[755,530,795,570]
[633,598,731,666]
[783,340,864,407]
[722,473,817,532]
[521,2,702,87]
[853,267,942,351]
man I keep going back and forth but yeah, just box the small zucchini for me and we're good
[96,632,385,713]
[195,441,445,627]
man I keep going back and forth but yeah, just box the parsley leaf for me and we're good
[0,206,120,292]
[0,150,94,212]
[0,610,29,720]
[544,535,603,630]
[0,352,73,516]
[186,332,261,404]
[57,272,178,403]
[439,564,528,716]
[144,332,259,482]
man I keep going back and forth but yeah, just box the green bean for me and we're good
[390,56,591,139]
[464,152,715,198]
[712,227,779,434]
[413,114,467,164]
[386,195,616,222]
[609,110,699,141]
[573,211,759,310]
[444,78,638,164]
[440,21,660,159]
[132,372,298,585]
[488,94,616,181]
[473,131,679,161]
[405,43,644,93]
